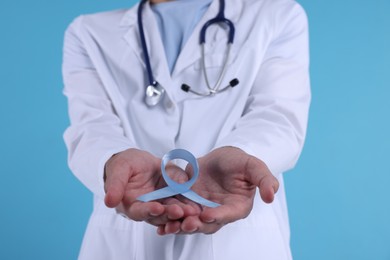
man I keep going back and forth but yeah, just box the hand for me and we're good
[104,148,200,227]
[157,146,279,235]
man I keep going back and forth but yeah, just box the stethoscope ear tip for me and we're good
[230,78,239,87]
[181,84,190,92]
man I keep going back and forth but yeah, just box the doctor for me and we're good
[63,0,310,259]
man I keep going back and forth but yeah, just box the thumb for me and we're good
[104,163,129,208]
[246,157,279,203]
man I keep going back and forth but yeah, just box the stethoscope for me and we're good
[138,0,239,106]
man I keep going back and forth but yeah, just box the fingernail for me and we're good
[204,218,215,223]
[157,226,164,236]
[188,227,198,233]
[119,213,129,219]
[150,212,161,217]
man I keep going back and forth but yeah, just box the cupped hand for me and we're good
[104,148,200,227]
[157,146,279,235]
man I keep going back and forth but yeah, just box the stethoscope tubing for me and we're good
[199,0,235,44]
[138,0,238,105]
[138,0,156,87]
[201,43,232,93]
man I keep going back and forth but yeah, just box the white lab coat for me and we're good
[63,0,310,259]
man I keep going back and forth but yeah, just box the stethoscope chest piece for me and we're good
[145,82,165,106]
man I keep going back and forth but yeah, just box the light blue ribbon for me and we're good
[137,149,220,208]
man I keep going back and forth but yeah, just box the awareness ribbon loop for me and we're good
[137,149,220,208]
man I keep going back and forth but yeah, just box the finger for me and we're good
[145,201,187,226]
[180,216,224,235]
[180,215,201,233]
[259,175,279,203]
[162,221,181,235]
[162,197,202,217]
[104,170,129,208]
[168,196,203,217]
[128,201,165,221]
[125,197,196,227]
[157,225,165,235]
[166,204,185,220]
[199,204,248,225]
[146,197,202,226]
[245,157,279,203]
[165,164,189,184]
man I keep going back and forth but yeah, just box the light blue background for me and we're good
[0,0,389,259]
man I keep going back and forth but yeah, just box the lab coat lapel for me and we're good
[120,6,144,67]
[120,3,172,93]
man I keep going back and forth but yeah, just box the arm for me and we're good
[63,18,200,223]
[215,3,311,176]
[62,17,134,198]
